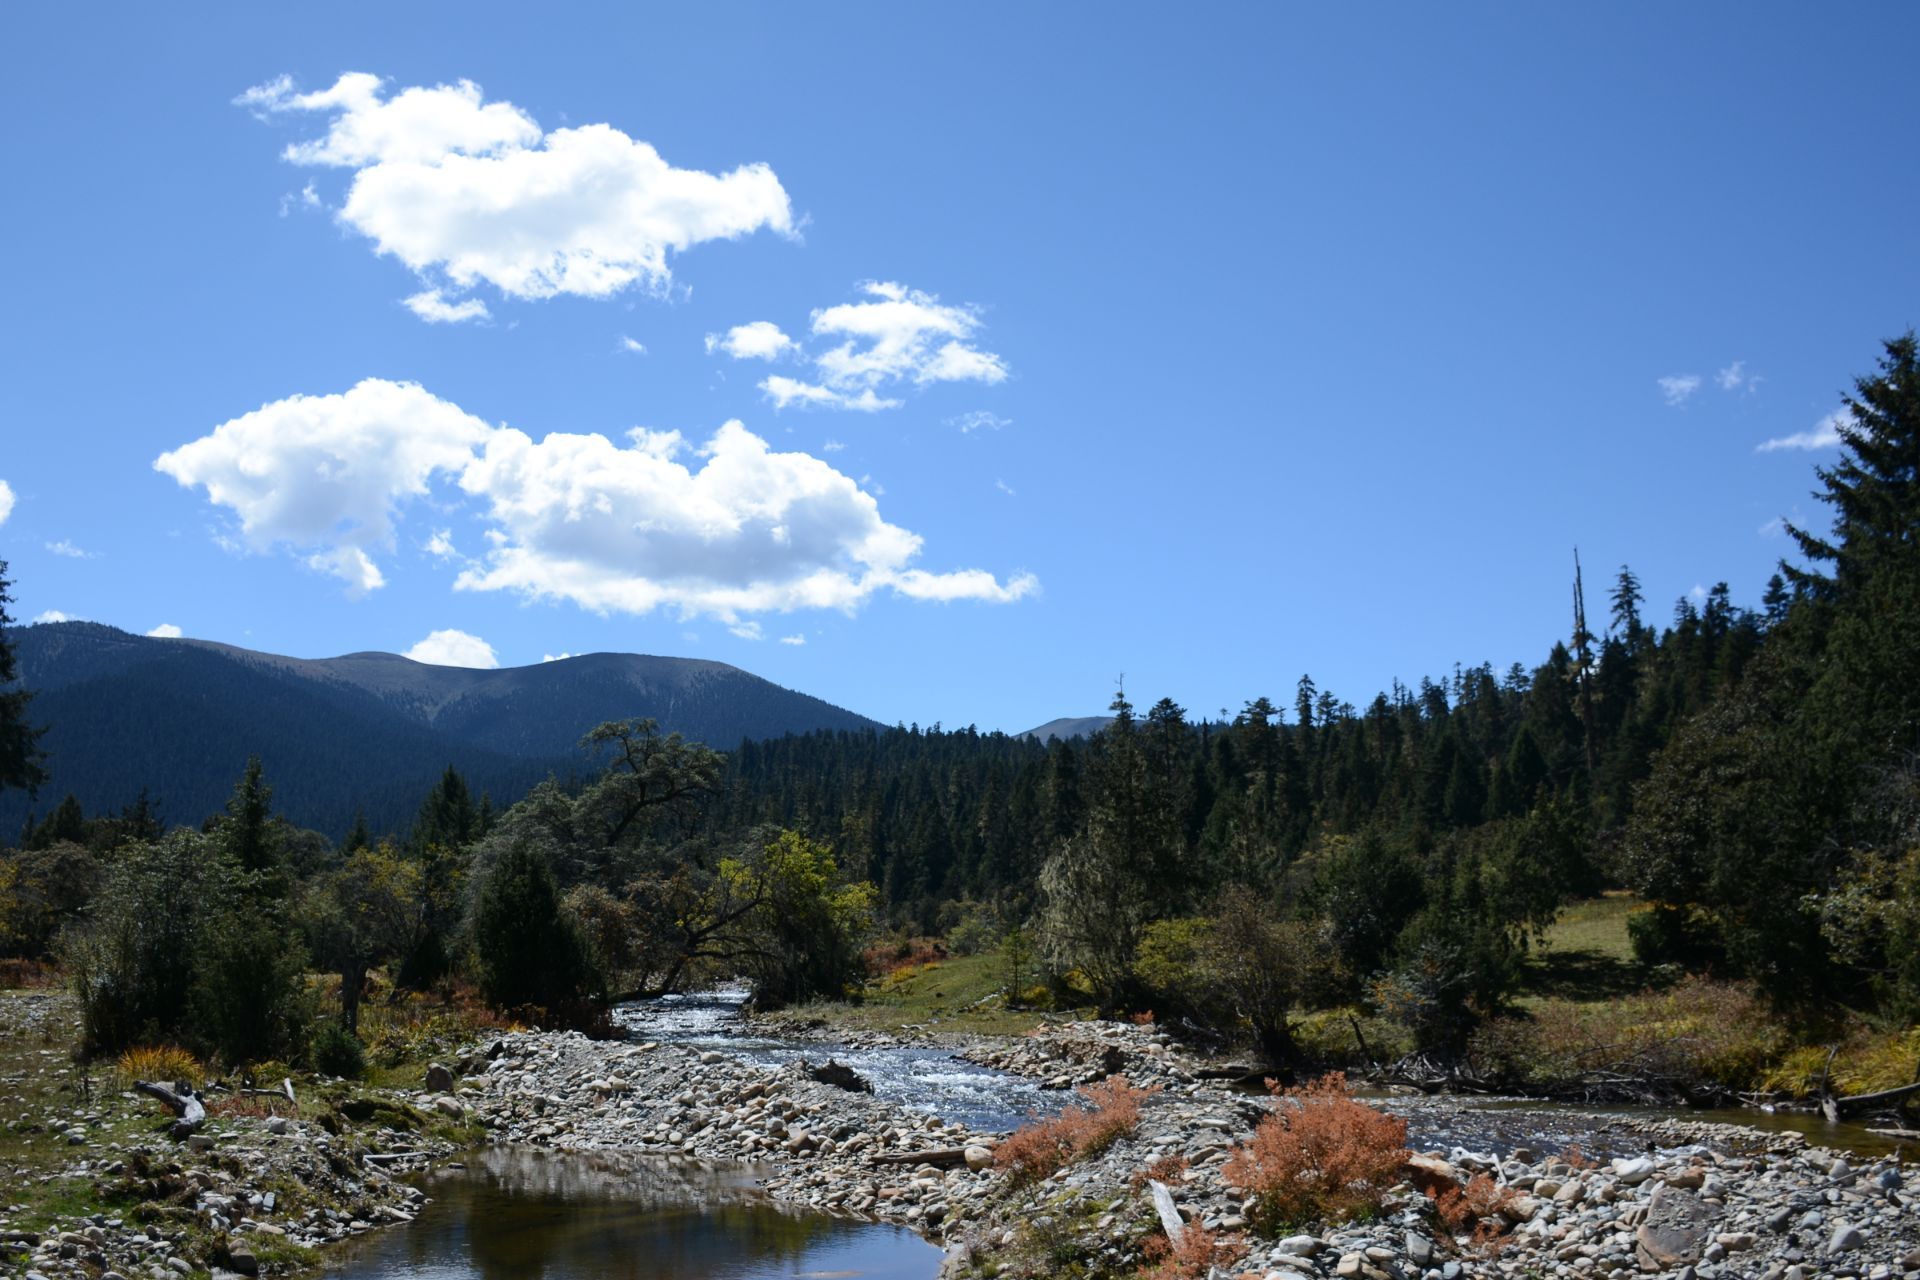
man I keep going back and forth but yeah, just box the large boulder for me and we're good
[1636,1183,1716,1270]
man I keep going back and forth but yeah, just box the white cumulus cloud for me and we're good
[153,378,496,593]
[146,623,183,638]
[404,289,490,323]
[541,652,574,663]
[0,480,13,525]
[241,73,794,316]
[706,320,795,361]
[749,282,1008,412]
[1758,409,1853,453]
[1658,374,1702,406]
[404,628,500,668]
[32,611,74,624]
[159,380,1036,621]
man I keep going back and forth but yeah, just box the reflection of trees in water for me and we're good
[345,1148,897,1280]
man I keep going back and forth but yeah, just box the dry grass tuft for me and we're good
[113,1045,204,1089]
[1222,1072,1409,1232]
[996,1075,1159,1187]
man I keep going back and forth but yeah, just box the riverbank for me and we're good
[462,1009,1920,1279]
[8,985,1919,1280]
[0,989,478,1280]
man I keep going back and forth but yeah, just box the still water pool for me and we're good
[325,1147,941,1280]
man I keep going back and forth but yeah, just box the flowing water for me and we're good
[326,1147,941,1280]
[614,988,1053,1132]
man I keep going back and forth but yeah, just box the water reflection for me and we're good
[326,1147,941,1280]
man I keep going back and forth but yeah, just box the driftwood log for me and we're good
[133,1080,206,1138]
[1821,1078,1920,1124]
[1148,1179,1185,1246]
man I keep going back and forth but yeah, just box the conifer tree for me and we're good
[0,562,47,798]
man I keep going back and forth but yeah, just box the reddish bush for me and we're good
[863,937,946,976]
[1222,1072,1410,1231]
[1135,1223,1247,1280]
[1559,1144,1599,1171]
[995,1075,1160,1186]
[1429,1172,1519,1245]
[1131,1151,1192,1190]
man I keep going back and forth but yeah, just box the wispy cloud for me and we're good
[404,290,490,324]
[728,620,764,641]
[752,281,1008,412]
[950,410,1011,434]
[617,335,647,355]
[1716,360,1747,392]
[1757,409,1852,453]
[995,478,1016,496]
[778,633,806,646]
[45,539,97,559]
[1658,374,1702,406]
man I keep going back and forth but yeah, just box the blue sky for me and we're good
[2,4,1915,733]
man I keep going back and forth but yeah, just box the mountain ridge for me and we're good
[3,622,882,838]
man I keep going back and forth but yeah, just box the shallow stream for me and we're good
[614,988,1051,1132]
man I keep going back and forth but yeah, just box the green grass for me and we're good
[777,946,1092,1037]
[1518,893,1648,1003]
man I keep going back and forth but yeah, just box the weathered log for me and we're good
[1867,1127,1920,1140]
[869,1147,972,1168]
[1828,1078,1920,1118]
[1147,1179,1185,1246]
[134,1080,206,1138]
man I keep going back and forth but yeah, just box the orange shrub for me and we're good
[1131,1152,1192,1190]
[1222,1073,1409,1232]
[995,1075,1159,1187]
[1429,1172,1519,1246]
[1559,1144,1599,1171]
[1135,1224,1247,1280]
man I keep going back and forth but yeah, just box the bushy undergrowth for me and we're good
[1760,1024,1920,1097]
[1134,1223,1247,1280]
[1222,1073,1409,1232]
[310,1022,366,1079]
[995,1075,1158,1187]
[1469,977,1787,1092]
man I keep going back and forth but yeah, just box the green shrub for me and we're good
[311,1021,366,1079]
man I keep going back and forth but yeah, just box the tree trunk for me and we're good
[341,963,366,1035]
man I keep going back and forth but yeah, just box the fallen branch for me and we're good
[1826,1078,1920,1121]
[133,1080,206,1138]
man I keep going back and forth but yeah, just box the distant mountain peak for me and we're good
[3,621,881,837]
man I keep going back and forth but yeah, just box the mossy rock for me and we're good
[334,1095,428,1129]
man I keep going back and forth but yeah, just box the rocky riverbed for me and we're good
[6,987,1918,1280]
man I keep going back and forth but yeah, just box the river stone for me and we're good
[1613,1156,1656,1185]
[225,1241,258,1276]
[1635,1183,1716,1270]
[1829,1222,1864,1253]
[425,1063,454,1092]
[963,1145,994,1172]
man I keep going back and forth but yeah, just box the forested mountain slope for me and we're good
[2,623,880,837]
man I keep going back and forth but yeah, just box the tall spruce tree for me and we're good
[0,562,48,798]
